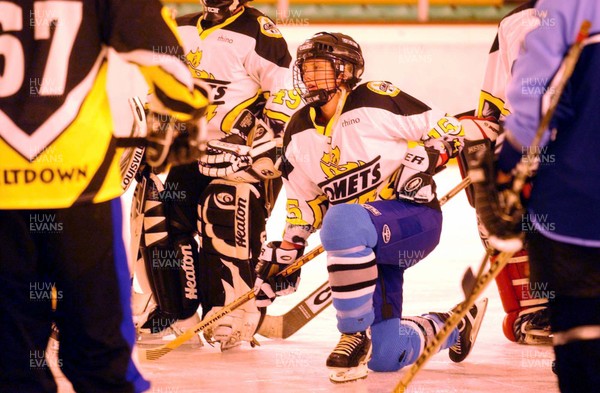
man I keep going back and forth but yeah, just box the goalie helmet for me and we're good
[200,0,249,23]
[293,32,364,106]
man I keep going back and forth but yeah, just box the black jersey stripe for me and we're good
[331,279,378,294]
[74,137,118,206]
[327,259,377,273]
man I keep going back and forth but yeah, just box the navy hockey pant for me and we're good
[321,200,442,332]
[0,199,149,393]
[528,232,600,393]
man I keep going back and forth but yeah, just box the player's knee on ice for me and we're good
[369,318,421,372]
[321,204,377,253]
[369,316,459,372]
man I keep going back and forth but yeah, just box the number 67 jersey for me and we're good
[0,0,208,209]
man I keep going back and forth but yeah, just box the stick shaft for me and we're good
[394,250,513,392]
[141,245,325,360]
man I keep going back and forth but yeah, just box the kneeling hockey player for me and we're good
[252,31,488,383]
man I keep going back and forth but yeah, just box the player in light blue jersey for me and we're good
[470,1,600,391]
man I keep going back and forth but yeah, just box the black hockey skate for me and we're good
[514,306,552,345]
[450,298,488,362]
[432,298,488,363]
[326,330,372,383]
[139,308,175,334]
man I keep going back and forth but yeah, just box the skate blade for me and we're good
[328,364,369,383]
[522,332,553,345]
[469,298,489,345]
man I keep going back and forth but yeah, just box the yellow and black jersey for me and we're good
[281,82,447,230]
[176,6,298,138]
[477,1,538,121]
[0,0,208,209]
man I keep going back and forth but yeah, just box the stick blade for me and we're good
[137,346,172,362]
[461,267,476,298]
[256,315,284,339]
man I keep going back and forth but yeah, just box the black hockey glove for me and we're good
[144,80,211,172]
[253,241,304,308]
[395,145,440,204]
[463,139,524,253]
[145,111,207,172]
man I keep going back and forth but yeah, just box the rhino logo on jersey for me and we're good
[318,147,382,204]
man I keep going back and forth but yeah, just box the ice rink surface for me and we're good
[53,167,559,393]
[54,24,559,393]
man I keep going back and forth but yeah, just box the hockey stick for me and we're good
[393,249,509,393]
[138,244,325,361]
[394,20,591,392]
[257,280,332,339]
[258,176,473,339]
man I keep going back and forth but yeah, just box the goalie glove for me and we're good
[463,138,524,253]
[144,113,208,172]
[395,145,440,204]
[199,109,281,182]
[253,241,305,308]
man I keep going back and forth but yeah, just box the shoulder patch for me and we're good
[258,16,282,38]
[366,81,401,97]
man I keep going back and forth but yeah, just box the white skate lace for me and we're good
[332,333,364,356]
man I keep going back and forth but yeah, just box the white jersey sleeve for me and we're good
[244,13,299,134]
[279,82,448,229]
[477,1,539,121]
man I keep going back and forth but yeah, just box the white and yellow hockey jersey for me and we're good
[477,1,538,121]
[176,6,299,137]
[281,82,448,230]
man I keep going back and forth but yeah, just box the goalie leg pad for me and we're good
[494,249,550,342]
[321,204,378,333]
[198,180,267,347]
[141,166,209,324]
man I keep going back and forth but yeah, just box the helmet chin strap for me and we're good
[303,89,333,107]
[303,77,347,107]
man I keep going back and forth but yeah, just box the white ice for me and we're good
[52,166,559,393]
[54,24,559,393]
